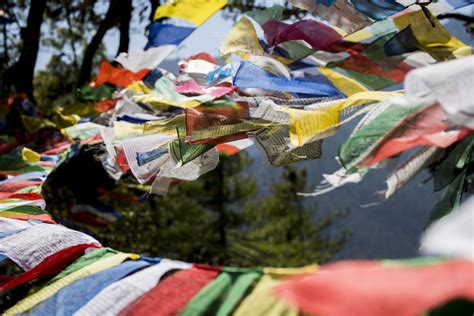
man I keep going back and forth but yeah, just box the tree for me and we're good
[117,0,133,56]
[3,0,47,100]
[78,0,121,86]
[44,149,347,267]
[235,167,348,267]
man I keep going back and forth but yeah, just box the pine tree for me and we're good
[52,150,348,267]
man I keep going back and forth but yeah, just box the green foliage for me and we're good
[236,167,348,266]
[46,151,347,268]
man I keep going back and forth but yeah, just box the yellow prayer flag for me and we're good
[234,265,317,316]
[114,121,146,140]
[318,67,368,96]
[154,0,227,26]
[289,91,401,146]
[393,10,471,61]
[220,17,265,61]
[127,81,153,94]
[21,147,41,163]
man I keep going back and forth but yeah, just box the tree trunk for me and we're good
[149,0,160,23]
[116,0,132,56]
[4,0,47,99]
[2,24,8,65]
[78,0,120,86]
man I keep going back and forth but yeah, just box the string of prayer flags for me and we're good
[2,215,473,316]
[120,265,222,316]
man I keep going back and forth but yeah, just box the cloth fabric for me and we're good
[26,260,150,316]
[5,252,138,315]
[391,10,470,61]
[420,197,474,259]
[133,76,213,108]
[289,91,398,146]
[0,244,99,293]
[153,0,227,26]
[45,248,117,285]
[359,104,473,167]
[403,55,474,129]
[262,19,342,50]
[220,17,264,60]
[175,80,235,98]
[383,146,442,199]
[289,0,372,34]
[145,23,195,49]
[120,265,221,316]
[275,259,474,316]
[233,61,342,97]
[233,265,318,316]
[115,45,176,72]
[0,223,100,271]
[216,139,254,156]
[351,0,405,20]
[181,267,263,316]
[121,133,175,184]
[339,104,422,172]
[94,61,150,87]
[0,217,36,235]
[75,259,191,316]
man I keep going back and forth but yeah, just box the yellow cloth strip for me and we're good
[234,265,318,316]
[143,115,184,135]
[154,0,227,26]
[393,9,471,60]
[127,81,153,94]
[318,67,368,96]
[114,121,146,140]
[220,17,264,61]
[0,211,47,218]
[21,148,41,163]
[187,120,275,142]
[133,94,210,109]
[5,252,139,315]
[289,91,401,146]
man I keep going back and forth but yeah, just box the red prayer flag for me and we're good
[120,265,221,316]
[0,244,99,292]
[360,105,473,167]
[94,61,150,88]
[276,260,474,316]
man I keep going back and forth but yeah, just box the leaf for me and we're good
[434,134,474,191]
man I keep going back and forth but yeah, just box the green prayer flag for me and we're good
[339,104,421,173]
[247,5,284,25]
[45,248,117,286]
[180,267,262,316]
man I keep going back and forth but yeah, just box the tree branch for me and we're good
[78,0,120,86]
